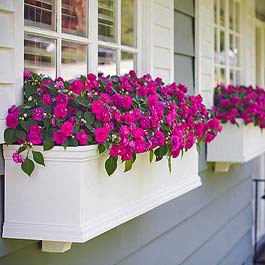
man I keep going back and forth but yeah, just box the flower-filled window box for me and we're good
[207,85,265,172]
[3,71,220,252]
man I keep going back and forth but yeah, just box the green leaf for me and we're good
[24,84,36,97]
[105,156,118,176]
[62,139,69,150]
[20,118,34,132]
[196,142,201,153]
[16,130,26,140]
[43,118,52,129]
[154,145,168,162]
[4,128,17,144]
[149,149,154,163]
[21,158,35,177]
[68,138,78,147]
[124,159,134,172]
[167,155,172,173]
[84,112,95,126]
[76,96,90,107]
[32,151,45,166]
[43,139,54,151]
[18,145,27,154]
[98,143,106,154]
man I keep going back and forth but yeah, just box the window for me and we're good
[24,0,138,79]
[214,0,241,86]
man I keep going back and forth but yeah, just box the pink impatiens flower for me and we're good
[32,107,44,121]
[12,151,25,164]
[70,79,84,94]
[53,130,67,145]
[94,127,109,143]
[76,130,88,145]
[54,104,67,119]
[6,113,18,128]
[61,121,74,136]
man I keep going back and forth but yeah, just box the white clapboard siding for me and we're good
[195,0,214,108]
[141,0,174,83]
[0,1,23,144]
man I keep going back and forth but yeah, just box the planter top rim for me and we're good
[3,144,98,152]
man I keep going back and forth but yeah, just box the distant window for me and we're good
[214,0,241,86]
[24,0,138,79]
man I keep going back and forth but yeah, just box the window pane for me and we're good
[120,52,135,75]
[214,28,219,63]
[229,70,235,85]
[98,47,116,75]
[220,68,225,84]
[121,0,135,47]
[62,0,88,37]
[235,70,241,85]
[214,0,218,24]
[229,0,234,30]
[229,34,235,65]
[235,1,240,32]
[61,41,87,80]
[220,30,225,65]
[24,0,56,30]
[235,36,240,66]
[24,34,56,78]
[220,0,225,27]
[98,0,116,42]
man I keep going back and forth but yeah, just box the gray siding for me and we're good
[0,162,255,265]
[0,1,254,264]
[174,0,195,93]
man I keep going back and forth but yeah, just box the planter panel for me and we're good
[3,145,200,243]
[207,119,265,163]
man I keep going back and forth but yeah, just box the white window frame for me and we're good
[24,0,141,77]
[214,0,242,85]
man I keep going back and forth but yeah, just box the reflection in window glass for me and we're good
[214,29,218,63]
[220,68,225,84]
[214,0,218,24]
[62,0,88,37]
[120,52,134,75]
[24,34,56,78]
[220,0,225,27]
[121,0,135,47]
[220,30,225,64]
[98,0,116,42]
[229,0,234,30]
[24,0,56,30]
[229,70,235,85]
[98,47,116,76]
[61,41,87,80]
[235,1,240,32]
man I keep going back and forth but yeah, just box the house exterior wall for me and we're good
[0,0,260,264]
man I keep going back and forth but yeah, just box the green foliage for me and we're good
[21,158,35,177]
[105,156,118,176]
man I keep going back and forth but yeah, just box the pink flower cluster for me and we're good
[213,84,265,128]
[5,70,221,174]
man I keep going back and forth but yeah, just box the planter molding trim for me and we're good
[207,119,265,172]
[3,145,200,252]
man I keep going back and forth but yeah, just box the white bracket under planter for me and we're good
[42,241,72,253]
[214,162,233,173]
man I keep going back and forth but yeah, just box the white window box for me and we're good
[3,145,200,252]
[207,119,265,172]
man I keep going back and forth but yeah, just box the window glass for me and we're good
[24,34,56,78]
[220,30,225,65]
[98,47,117,75]
[61,41,87,79]
[121,0,135,47]
[98,0,116,42]
[62,0,88,37]
[220,0,225,27]
[120,52,134,75]
[24,0,56,30]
